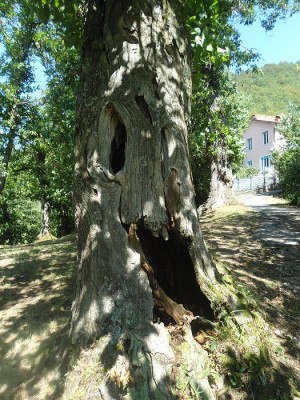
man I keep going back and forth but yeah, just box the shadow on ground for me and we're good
[201,206,300,338]
[201,203,300,398]
[0,235,77,400]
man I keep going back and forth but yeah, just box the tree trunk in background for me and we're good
[38,194,51,238]
[203,148,236,212]
[36,150,52,239]
[71,0,236,397]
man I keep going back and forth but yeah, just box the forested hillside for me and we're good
[233,62,300,115]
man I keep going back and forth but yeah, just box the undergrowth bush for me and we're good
[273,148,300,206]
[0,193,40,244]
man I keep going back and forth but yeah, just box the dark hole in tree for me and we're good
[135,95,152,124]
[110,122,127,174]
[137,224,215,322]
[190,317,216,336]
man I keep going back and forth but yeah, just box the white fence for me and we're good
[233,173,279,193]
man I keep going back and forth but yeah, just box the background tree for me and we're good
[187,0,299,210]
[190,68,248,209]
[0,153,40,244]
[187,1,252,210]
[0,2,36,192]
[32,26,79,236]
[273,102,300,205]
[0,6,79,242]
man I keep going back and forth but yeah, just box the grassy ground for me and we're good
[200,202,300,399]
[0,201,299,399]
[201,203,300,345]
[0,235,77,400]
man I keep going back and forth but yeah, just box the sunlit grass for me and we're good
[201,201,300,399]
[0,235,76,400]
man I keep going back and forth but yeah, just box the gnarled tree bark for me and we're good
[71,0,237,397]
[203,147,236,212]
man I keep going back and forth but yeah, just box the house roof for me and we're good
[250,114,281,123]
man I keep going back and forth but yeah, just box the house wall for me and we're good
[243,120,277,170]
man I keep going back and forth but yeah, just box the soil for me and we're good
[201,192,300,398]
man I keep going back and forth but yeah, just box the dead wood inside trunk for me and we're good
[136,223,215,322]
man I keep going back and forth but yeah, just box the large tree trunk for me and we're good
[71,0,236,397]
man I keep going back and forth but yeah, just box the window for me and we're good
[247,160,253,167]
[247,138,253,150]
[262,131,268,145]
[261,155,271,169]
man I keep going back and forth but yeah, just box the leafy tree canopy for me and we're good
[0,3,79,243]
[1,0,299,241]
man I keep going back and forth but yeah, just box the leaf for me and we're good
[210,340,217,350]
[194,35,204,46]
[36,4,51,23]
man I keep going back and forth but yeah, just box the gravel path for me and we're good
[239,193,300,246]
[239,192,300,342]
[202,193,300,389]
[238,192,300,375]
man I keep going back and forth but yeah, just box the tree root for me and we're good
[128,224,192,325]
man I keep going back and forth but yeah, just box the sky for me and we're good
[235,12,300,67]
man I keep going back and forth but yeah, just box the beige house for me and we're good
[243,114,286,171]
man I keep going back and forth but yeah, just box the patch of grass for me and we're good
[204,308,299,399]
[208,204,251,218]
[0,235,76,400]
[201,202,300,400]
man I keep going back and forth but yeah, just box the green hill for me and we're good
[232,62,300,116]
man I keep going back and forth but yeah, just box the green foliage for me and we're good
[186,0,232,72]
[0,3,78,243]
[0,170,40,244]
[29,0,85,47]
[233,62,300,115]
[0,2,37,191]
[226,347,271,388]
[1,0,298,242]
[273,147,300,205]
[190,74,248,204]
[236,166,260,178]
[278,102,300,146]
[272,103,300,205]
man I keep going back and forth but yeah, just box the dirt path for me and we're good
[240,193,300,247]
[201,195,300,396]
[238,192,300,335]
[0,236,77,400]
